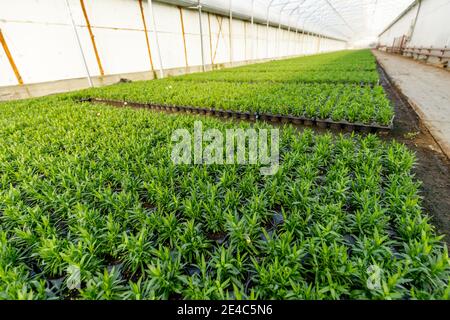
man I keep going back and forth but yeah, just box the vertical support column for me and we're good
[138,0,156,77]
[251,0,255,61]
[315,33,319,53]
[0,29,24,85]
[277,21,281,57]
[287,26,291,56]
[317,33,321,53]
[147,0,164,78]
[178,6,189,71]
[207,13,214,67]
[65,0,92,87]
[410,0,422,43]
[244,22,247,61]
[306,31,309,54]
[319,34,322,53]
[80,0,104,76]
[308,32,312,53]
[197,1,206,72]
[266,7,270,58]
[300,25,305,55]
[229,0,233,65]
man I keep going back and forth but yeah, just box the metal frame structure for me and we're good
[155,0,414,44]
[67,0,417,81]
[65,0,93,87]
[147,0,165,78]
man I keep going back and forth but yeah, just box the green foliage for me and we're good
[73,50,393,126]
[0,62,446,300]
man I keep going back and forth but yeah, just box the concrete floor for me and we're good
[373,50,450,159]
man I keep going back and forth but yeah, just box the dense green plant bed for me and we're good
[173,70,379,85]
[176,50,379,84]
[221,50,378,73]
[0,98,448,300]
[77,80,393,126]
[76,49,389,125]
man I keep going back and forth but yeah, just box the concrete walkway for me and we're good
[373,50,450,159]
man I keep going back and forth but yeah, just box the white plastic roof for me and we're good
[160,0,415,43]
[255,0,415,41]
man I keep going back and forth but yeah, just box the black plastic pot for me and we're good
[269,115,280,123]
[317,121,328,129]
[345,124,355,132]
[330,123,342,130]
[239,113,250,120]
[280,116,290,124]
[85,98,394,134]
[290,117,304,125]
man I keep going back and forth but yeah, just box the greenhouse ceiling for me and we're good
[161,0,415,43]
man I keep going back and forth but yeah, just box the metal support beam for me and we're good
[266,8,270,58]
[251,0,255,60]
[308,31,312,53]
[278,20,281,57]
[197,1,206,72]
[317,32,321,53]
[266,0,276,58]
[207,13,214,66]
[0,28,23,85]
[409,0,422,42]
[147,0,164,78]
[287,25,291,55]
[139,0,156,77]
[300,27,305,54]
[65,0,92,87]
[80,0,104,76]
[323,0,354,38]
[229,0,233,65]
[178,6,189,71]
[295,28,298,54]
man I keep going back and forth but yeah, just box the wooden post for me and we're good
[0,29,23,85]
[138,0,156,77]
[65,0,92,87]
[178,6,189,71]
[229,0,233,65]
[207,13,214,66]
[197,1,206,72]
[80,0,104,76]
[147,0,164,78]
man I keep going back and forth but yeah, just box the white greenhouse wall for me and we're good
[378,6,419,47]
[0,0,347,89]
[408,0,450,48]
[378,0,450,48]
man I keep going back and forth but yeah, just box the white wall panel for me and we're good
[0,0,346,87]
[378,5,418,47]
[378,0,450,49]
[0,38,17,86]
[0,22,90,84]
[409,0,450,47]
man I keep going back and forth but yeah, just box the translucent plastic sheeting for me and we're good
[166,0,415,43]
[257,0,415,41]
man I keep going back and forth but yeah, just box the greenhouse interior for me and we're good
[0,0,450,304]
